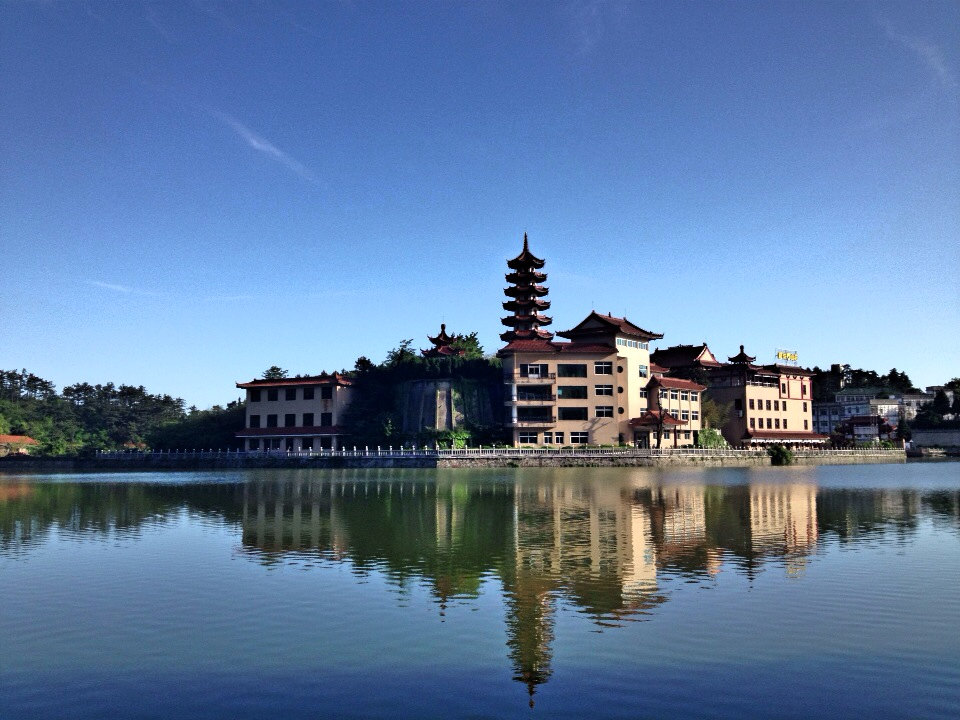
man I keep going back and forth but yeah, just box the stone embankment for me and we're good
[0,447,909,473]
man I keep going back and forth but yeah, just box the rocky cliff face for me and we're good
[400,379,499,433]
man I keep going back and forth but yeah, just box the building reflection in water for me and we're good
[2,470,957,705]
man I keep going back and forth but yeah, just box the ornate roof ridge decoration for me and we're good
[727,344,756,364]
[500,233,553,343]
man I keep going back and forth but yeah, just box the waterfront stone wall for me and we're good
[911,429,960,450]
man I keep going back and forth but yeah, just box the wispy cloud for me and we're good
[880,17,958,98]
[210,109,317,182]
[86,280,133,293]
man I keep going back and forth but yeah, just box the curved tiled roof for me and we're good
[237,372,352,389]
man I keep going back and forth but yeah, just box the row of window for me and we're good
[249,386,334,402]
[616,338,649,350]
[519,362,614,378]
[553,407,618,420]
[780,382,808,397]
[248,412,333,428]
[658,389,700,401]
[556,384,618,399]
[749,417,810,430]
[744,399,808,412]
[518,431,590,444]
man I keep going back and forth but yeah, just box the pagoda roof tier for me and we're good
[505,270,547,285]
[501,313,552,328]
[506,233,546,270]
[727,345,756,364]
[500,328,555,343]
[557,311,662,342]
[497,339,615,355]
[421,346,465,358]
[502,299,551,312]
[504,284,549,298]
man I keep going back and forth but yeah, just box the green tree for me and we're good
[695,428,727,448]
[701,395,731,430]
[449,332,485,360]
[261,366,289,380]
[952,393,960,416]
[933,389,951,415]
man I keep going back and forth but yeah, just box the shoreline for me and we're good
[0,448,918,473]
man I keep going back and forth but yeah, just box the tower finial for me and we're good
[523,232,529,252]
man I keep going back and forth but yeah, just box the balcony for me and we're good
[507,416,557,427]
[505,393,556,405]
[505,372,556,383]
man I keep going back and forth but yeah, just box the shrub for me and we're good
[767,444,794,466]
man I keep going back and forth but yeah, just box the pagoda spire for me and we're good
[501,234,553,342]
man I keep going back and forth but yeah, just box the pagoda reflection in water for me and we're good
[234,470,821,702]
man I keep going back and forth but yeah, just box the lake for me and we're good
[1,462,959,719]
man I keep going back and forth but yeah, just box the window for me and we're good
[250,389,261,402]
[690,392,699,401]
[804,419,809,429]
[801,384,807,397]
[321,412,333,426]
[774,400,780,411]
[303,387,315,400]
[781,383,787,394]
[595,384,613,396]
[681,391,689,401]
[558,407,588,420]
[683,431,691,440]
[266,414,278,428]
[775,418,780,429]
[518,432,538,444]
[543,432,553,444]
[301,438,313,451]
[267,389,278,402]
[520,363,549,377]
[302,413,314,427]
[285,438,295,451]
[783,419,788,429]
[782,401,787,412]
[639,389,647,398]
[270,439,281,450]
[284,413,296,427]
[766,418,772,429]
[660,389,668,399]
[558,364,587,377]
[249,414,261,428]
[670,390,679,400]
[765,399,772,411]
[554,432,564,444]
[594,361,613,375]
[570,432,589,444]
[557,385,588,399]
[750,418,755,429]
[638,364,649,378]
[596,406,614,417]
[321,386,333,400]
[285,388,297,401]
[248,439,260,451]
[803,402,807,412]
[692,411,699,421]
[749,398,755,410]
[681,410,689,421]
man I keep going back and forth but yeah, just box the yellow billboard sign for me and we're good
[776,350,798,362]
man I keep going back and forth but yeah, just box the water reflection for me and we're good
[2,468,959,704]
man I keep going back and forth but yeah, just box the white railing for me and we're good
[94,446,906,461]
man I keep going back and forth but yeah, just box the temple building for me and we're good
[654,343,826,447]
[497,236,703,447]
[235,372,354,451]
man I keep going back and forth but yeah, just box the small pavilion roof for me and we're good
[629,410,685,427]
[650,343,721,369]
[0,434,38,445]
[728,345,756,364]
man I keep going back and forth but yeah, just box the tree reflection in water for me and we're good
[2,468,958,704]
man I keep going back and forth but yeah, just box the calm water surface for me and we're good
[1,462,959,719]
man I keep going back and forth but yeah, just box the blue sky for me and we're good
[1,1,957,408]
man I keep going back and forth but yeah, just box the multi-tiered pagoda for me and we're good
[501,234,553,344]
